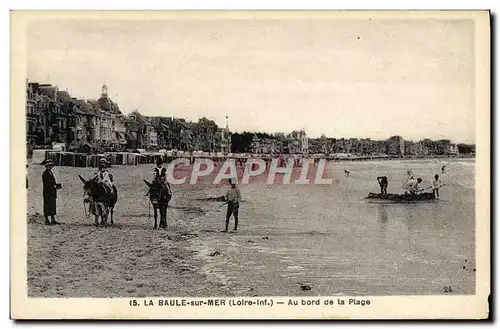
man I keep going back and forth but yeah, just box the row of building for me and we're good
[250,134,462,157]
[26,81,231,155]
[26,80,468,158]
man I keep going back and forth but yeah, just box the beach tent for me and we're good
[52,143,66,152]
[45,151,59,165]
[108,153,117,165]
[126,153,137,165]
[32,149,48,164]
[59,152,75,166]
[137,154,147,165]
[119,152,128,165]
[74,153,87,167]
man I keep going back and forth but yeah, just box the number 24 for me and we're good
[444,286,452,293]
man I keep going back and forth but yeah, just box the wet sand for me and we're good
[26,159,475,297]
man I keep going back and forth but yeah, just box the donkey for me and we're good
[79,175,118,226]
[143,179,172,229]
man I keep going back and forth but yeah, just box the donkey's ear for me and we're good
[78,175,86,184]
[143,180,152,188]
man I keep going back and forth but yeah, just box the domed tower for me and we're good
[98,84,115,112]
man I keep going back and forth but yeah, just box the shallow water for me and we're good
[194,159,476,296]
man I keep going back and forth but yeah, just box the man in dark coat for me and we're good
[42,159,61,225]
[377,176,388,195]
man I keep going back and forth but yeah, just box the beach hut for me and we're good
[126,153,136,166]
[138,154,148,164]
[48,151,58,165]
[113,152,124,165]
[52,143,66,152]
[32,149,48,164]
[60,152,74,166]
[88,155,97,168]
[74,153,87,167]
[108,153,117,165]
[152,152,163,164]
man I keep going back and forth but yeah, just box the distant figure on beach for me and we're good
[222,180,241,233]
[344,170,350,176]
[42,159,61,225]
[432,174,443,199]
[441,165,446,173]
[377,176,388,195]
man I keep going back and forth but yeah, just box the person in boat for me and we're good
[345,170,350,176]
[93,158,114,195]
[432,174,443,199]
[377,176,388,195]
[411,178,424,195]
[402,171,413,191]
[404,175,416,194]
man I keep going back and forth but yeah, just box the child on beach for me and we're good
[432,174,443,199]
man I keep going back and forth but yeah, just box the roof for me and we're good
[86,100,102,115]
[72,99,93,115]
[130,110,149,125]
[174,118,188,129]
[57,90,71,102]
[38,85,57,100]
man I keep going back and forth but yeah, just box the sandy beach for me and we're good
[27,162,234,297]
[26,158,475,297]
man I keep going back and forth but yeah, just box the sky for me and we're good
[26,17,475,143]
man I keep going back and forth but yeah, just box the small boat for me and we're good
[365,192,436,203]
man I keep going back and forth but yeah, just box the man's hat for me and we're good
[99,158,109,164]
[43,159,54,167]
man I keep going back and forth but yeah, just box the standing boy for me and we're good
[222,180,242,233]
[432,174,443,199]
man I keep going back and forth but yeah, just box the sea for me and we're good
[193,158,476,296]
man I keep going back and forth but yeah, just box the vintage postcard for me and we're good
[10,10,490,319]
